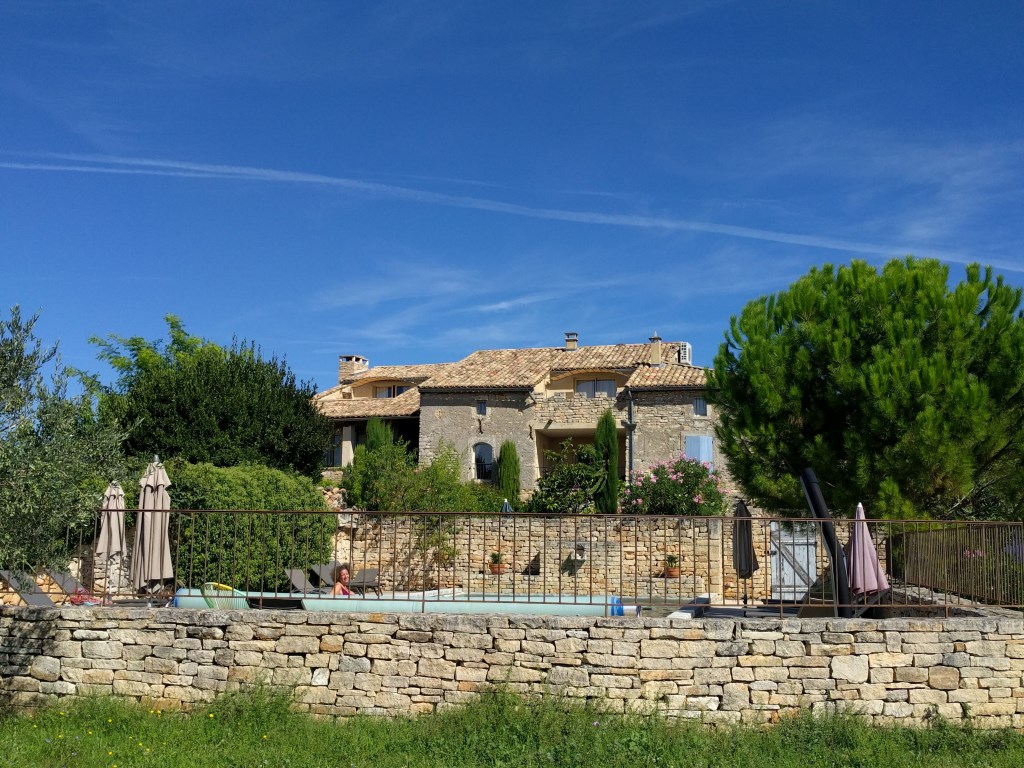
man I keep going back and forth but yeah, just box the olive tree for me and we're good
[0,306,125,568]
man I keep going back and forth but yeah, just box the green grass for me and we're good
[1,688,1023,768]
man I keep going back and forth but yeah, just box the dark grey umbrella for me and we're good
[500,498,513,515]
[731,499,759,605]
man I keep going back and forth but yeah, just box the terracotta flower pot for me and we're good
[664,566,680,578]
[488,563,506,575]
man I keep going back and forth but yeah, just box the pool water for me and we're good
[173,588,640,616]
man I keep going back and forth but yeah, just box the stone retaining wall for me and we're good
[2,607,1022,727]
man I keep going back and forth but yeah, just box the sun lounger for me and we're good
[0,569,56,607]
[349,568,381,597]
[309,561,341,587]
[285,568,328,594]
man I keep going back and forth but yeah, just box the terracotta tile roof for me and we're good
[340,362,453,386]
[314,387,421,419]
[551,342,686,371]
[626,364,706,389]
[419,348,556,390]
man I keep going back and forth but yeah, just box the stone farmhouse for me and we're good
[314,332,725,493]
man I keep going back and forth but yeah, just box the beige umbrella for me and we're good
[96,481,126,558]
[95,480,127,599]
[128,457,173,591]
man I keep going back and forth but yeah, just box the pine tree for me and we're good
[594,408,620,514]
[709,257,1024,519]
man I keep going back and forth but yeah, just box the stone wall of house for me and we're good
[2,606,1021,727]
[418,391,538,489]
[416,389,730,491]
[629,392,732,488]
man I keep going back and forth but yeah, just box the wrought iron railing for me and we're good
[2,509,1021,617]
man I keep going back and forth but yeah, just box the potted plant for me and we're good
[663,554,680,578]
[488,551,506,575]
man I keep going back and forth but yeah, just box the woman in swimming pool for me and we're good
[331,562,352,596]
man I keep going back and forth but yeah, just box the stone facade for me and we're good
[2,606,1022,727]
[417,389,724,490]
[316,336,727,491]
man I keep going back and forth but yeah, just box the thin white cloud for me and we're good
[0,151,1003,270]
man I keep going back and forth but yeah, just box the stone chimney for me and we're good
[337,354,369,382]
[564,332,579,351]
[649,333,662,366]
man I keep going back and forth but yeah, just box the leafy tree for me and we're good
[496,440,521,509]
[168,460,332,591]
[90,316,331,478]
[594,409,619,514]
[0,306,125,569]
[709,258,1024,519]
[527,440,604,515]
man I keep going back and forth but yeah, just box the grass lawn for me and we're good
[2,688,1023,768]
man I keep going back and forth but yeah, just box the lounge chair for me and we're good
[285,568,328,594]
[200,582,249,610]
[349,568,381,597]
[309,561,342,588]
[0,569,56,607]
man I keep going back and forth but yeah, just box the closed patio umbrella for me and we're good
[731,499,759,606]
[96,481,126,558]
[848,503,889,596]
[95,480,127,599]
[128,457,174,591]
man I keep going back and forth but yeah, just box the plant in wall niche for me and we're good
[488,551,506,574]
[663,554,680,578]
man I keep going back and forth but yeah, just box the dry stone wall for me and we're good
[331,514,780,602]
[2,606,1022,727]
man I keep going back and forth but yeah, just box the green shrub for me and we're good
[624,452,728,515]
[527,440,603,515]
[167,461,333,590]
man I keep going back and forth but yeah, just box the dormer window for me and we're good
[374,385,410,399]
[575,379,617,398]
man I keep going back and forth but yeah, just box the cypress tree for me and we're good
[496,440,521,508]
[365,417,394,453]
[594,409,620,514]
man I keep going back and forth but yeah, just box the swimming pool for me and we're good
[173,589,640,616]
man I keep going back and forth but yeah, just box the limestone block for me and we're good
[277,636,319,655]
[774,641,805,658]
[908,689,947,705]
[584,653,636,668]
[520,640,555,656]
[486,665,543,683]
[272,667,312,687]
[693,667,731,685]
[144,657,178,675]
[738,655,782,667]
[82,641,123,659]
[417,658,456,679]
[685,696,720,711]
[928,666,961,690]
[29,656,61,682]
[895,667,929,683]
[831,656,869,684]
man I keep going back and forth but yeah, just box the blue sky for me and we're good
[2,1,1023,392]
